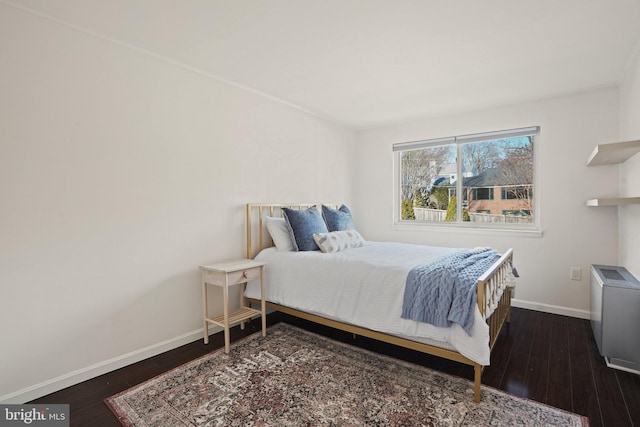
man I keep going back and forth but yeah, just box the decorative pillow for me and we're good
[265,216,295,251]
[322,204,356,231]
[282,206,329,251]
[313,230,366,253]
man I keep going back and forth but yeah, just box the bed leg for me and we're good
[473,364,482,403]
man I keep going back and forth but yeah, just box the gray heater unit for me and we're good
[590,264,640,374]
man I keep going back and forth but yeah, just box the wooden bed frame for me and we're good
[245,203,513,402]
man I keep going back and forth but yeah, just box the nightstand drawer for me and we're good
[227,267,261,285]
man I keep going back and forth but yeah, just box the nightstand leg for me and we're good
[223,284,230,353]
[202,282,209,344]
[261,267,266,337]
[239,283,245,330]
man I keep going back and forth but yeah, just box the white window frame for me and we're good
[392,126,542,237]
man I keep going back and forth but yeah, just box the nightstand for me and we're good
[199,259,266,353]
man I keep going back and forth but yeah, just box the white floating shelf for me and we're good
[586,197,640,207]
[587,140,640,166]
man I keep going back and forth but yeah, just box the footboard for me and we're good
[477,248,514,350]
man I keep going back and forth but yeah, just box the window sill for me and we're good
[392,221,543,238]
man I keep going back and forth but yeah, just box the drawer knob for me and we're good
[242,271,249,278]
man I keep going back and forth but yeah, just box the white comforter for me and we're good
[244,241,491,365]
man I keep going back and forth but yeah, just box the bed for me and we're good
[243,203,515,402]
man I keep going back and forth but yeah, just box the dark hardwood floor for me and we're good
[30,308,639,426]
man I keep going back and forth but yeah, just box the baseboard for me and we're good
[0,325,222,404]
[511,298,590,320]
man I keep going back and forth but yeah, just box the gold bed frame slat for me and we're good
[245,203,513,403]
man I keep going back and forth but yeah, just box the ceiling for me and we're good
[6,0,640,129]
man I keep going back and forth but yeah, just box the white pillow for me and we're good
[313,230,365,253]
[265,216,295,251]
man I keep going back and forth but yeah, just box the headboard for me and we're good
[246,203,341,258]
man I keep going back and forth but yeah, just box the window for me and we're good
[394,126,538,228]
[472,188,494,200]
[501,186,533,200]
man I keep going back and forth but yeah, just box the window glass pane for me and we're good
[472,188,493,200]
[399,144,455,221]
[462,136,534,224]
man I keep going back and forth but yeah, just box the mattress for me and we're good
[244,241,492,365]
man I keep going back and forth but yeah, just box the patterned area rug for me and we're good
[105,323,588,426]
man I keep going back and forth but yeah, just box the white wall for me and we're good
[0,5,356,402]
[354,88,620,318]
[618,46,640,278]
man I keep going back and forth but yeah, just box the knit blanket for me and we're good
[401,247,500,335]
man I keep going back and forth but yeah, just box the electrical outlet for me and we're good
[570,267,582,281]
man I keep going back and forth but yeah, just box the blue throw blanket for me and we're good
[401,247,500,335]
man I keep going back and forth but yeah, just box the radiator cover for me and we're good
[590,264,640,374]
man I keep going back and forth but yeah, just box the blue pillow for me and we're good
[282,206,328,251]
[322,204,356,232]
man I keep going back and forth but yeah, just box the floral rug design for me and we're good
[105,323,588,426]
